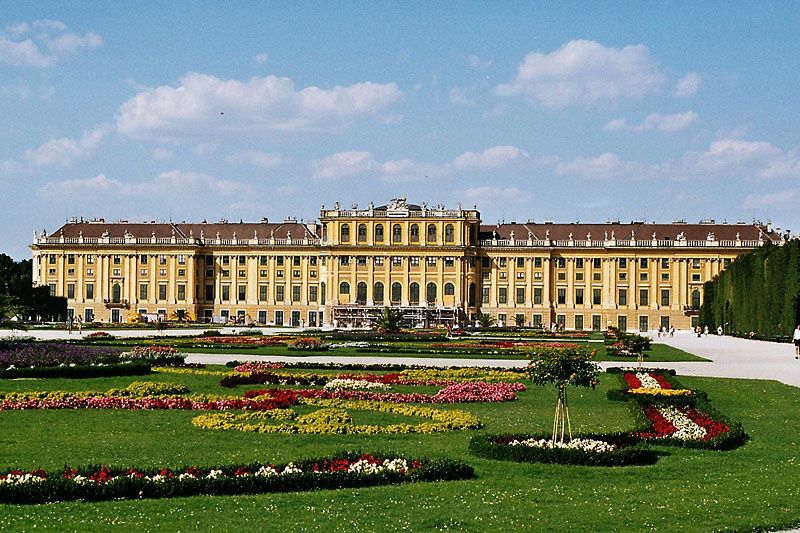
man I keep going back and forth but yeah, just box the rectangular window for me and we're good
[557,288,566,305]
[445,257,454,267]
[557,314,566,328]
[310,271,317,278]
[113,256,121,265]
[661,273,669,281]
[222,269,230,278]
[557,272,566,281]
[499,258,507,267]
[260,256,268,266]
[534,257,542,268]
[48,283,56,296]
[533,287,543,305]
[640,258,648,268]
[516,257,524,268]
[178,269,186,277]
[66,283,75,299]
[639,272,648,281]
[392,256,402,266]
[692,258,701,268]
[410,257,420,266]
[499,272,507,279]
[274,310,284,326]
[575,272,584,281]
[205,284,214,301]
[517,271,525,279]
[498,313,506,325]
[221,285,230,301]
[177,284,186,301]
[639,289,649,306]
[340,256,350,266]
[356,257,366,266]
[724,258,731,267]
[238,285,246,301]
[178,255,186,265]
[427,257,436,266]
[619,257,627,268]
[276,270,283,278]
[292,285,301,302]
[309,285,318,302]
[293,256,301,266]
[498,287,508,304]
[557,257,566,268]
[276,256,284,266]
[206,268,214,277]
[575,288,584,305]
[692,274,701,282]
[374,256,384,266]
[158,284,167,301]
[639,315,649,332]
[592,314,602,331]
[481,271,490,280]
[661,289,670,307]
[67,268,75,276]
[618,315,627,331]
[516,287,525,304]
[593,258,601,269]
[139,284,148,300]
[85,283,94,300]
[619,272,627,281]
[618,288,628,306]
[205,255,213,266]
[661,316,670,329]
[574,314,584,330]
[534,272,542,280]
[661,258,669,268]
[481,286,490,304]
[575,258,584,269]
[532,314,542,327]
[482,257,491,268]
[593,288,601,305]
[67,254,75,265]
[159,255,167,265]
[259,285,267,301]
[48,255,56,265]
[159,268,167,276]
[309,257,317,266]
[86,255,94,264]
[275,285,284,301]
[238,269,246,277]
[258,310,267,324]
[260,269,268,277]
[112,268,121,276]
[293,270,301,278]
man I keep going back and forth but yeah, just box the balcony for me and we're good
[104,299,130,309]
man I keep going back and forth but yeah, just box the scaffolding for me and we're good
[332,305,461,329]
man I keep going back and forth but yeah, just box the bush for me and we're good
[200,330,222,337]
[238,329,263,336]
[124,346,184,365]
[288,337,327,351]
[469,433,658,466]
[0,361,151,379]
[107,381,190,397]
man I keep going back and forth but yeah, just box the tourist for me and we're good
[793,325,800,359]
[75,315,83,335]
[696,326,702,338]
[669,325,675,337]
[704,325,709,336]
[67,315,73,335]
[717,325,723,336]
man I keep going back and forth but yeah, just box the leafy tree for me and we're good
[514,314,525,328]
[477,313,496,328]
[373,307,403,333]
[528,347,599,444]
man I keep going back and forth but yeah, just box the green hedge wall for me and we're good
[700,240,800,339]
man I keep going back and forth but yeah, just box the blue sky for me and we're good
[2,2,799,259]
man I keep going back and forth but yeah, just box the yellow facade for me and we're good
[31,199,779,331]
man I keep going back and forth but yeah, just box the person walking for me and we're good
[717,325,723,336]
[793,325,800,359]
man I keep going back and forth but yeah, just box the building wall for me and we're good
[31,206,768,331]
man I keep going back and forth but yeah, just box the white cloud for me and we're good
[681,139,800,179]
[116,72,403,139]
[254,53,268,64]
[604,111,697,133]
[151,148,173,161]
[555,153,664,181]
[741,188,800,209]
[0,84,31,100]
[23,124,109,166]
[225,150,284,167]
[461,186,531,204]
[449,87,476,106]
[312,150,375,180]
[466,54,494,70]
[675,72,702,97]
[378,158,448,182]
[495,40,666,108]
[0,19,102,67]
[453,145,529,168]
[37,170,249,199]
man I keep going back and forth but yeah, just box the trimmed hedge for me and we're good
[469,433,658,466]
[0,453,474,504]
[0,361,151,379]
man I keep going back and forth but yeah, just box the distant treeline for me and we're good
[1,254,67,321]
[700,241,800,339]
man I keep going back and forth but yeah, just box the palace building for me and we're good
[31,198,783,331]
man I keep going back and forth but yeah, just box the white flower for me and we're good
[636,372,661,389]
[282,463,303,475]
[655,405,707,440]
[324,379,390,391]
[508,437,618,453]
[255,465,279,477]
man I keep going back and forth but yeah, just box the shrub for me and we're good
[1,361,151,379]
[288,337,327,351]
[107,381,190,397]
[124,346,184,365]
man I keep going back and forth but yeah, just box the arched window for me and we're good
[357,224,367,242]
[468,282,476,307]
[112,283,121,303]
[320,282,326,304]
[444,282,455,296]
[392,224,402,243]
[322,224,328,242]
[427,224,436,242]
[339,281,350,294]
[691,289,701,309]
[445,224,454,242]
[340,224,350,242]
[356,282,367,304]
[375,224,384,242]
[426,282,437,304]
[410,224,419,242]
[374,282,384,305]
[409,282,420,305]
[391,282,402,304]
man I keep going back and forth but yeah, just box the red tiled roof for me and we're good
[50,221,320,240]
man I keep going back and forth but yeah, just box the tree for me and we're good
[514,314,525,328]
[373,307,403,333]
[477,313,496,328]
[528,347,599,444]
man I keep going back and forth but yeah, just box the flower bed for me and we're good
[192,398,482,435]
[323,379,392,391]
[469,433,657,466]
[606,369,702,404]
[636,402,746,449]
[2,360,152,380]
[0,453,474,504]
[245,381,525,404]
[123,345,184,365]
[0,343,123,369]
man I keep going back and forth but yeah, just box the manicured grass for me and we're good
[0,369,798,531]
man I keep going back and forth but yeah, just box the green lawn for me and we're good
[0,368,797,531]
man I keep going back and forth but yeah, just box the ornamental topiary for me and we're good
[527,346,599,445]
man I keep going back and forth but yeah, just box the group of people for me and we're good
[66,315,83,335]
[656,325,676,338]
[694,325,725,337]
